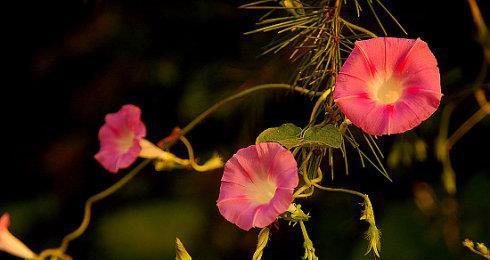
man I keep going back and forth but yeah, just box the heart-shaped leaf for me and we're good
[302,125,342,148]
[256,123,302,149]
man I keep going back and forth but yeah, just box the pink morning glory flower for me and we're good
[334,37,442,135]
[217,142,299,231]
[95,104,147,173]
[0,213,36,259]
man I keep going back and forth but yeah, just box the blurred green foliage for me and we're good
[91,200,205,259]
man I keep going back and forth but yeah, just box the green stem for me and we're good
[339,18,378,38]
[180,84,320,136]
[307,0,342,125]
[59,159,151,252]
[299,220,317,260]
[312,184,377,226]
[308,88,332,124]
[299,221,311,243]
[446,107,488,151]
[312,184,366,200]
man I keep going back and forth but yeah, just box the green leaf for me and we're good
[302,125,342,148]
[256,123,302,149]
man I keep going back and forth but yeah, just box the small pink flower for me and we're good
[95,104,147,173]
[0,213,36,259]
[217,143,299,231]
[334,37,442,135]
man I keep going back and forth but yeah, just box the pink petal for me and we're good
[0,213,10,230]
[335,74,370,100]
[117,143,142,167]
[217,182,249,203]
[122,105,147,138]
[389,101,424,134]
[334,37,442,135]
[403,68,441,94]
[268,149,299,189]
[252,187,293,228]
[217,143,298,230]
[335,94,377,133]
[235,203,261,231]
[387,87,441,134]
[339,43,376,82]
[394,39,438,76]
[103,105,146,140]
[354,37,386,75]
[254,142,282,169]
[361,104,394,135]
[95,104,146,173]
[221,158,254,187]
[97,123,125,147]
[217,198,255,230]
[226,152,261,185]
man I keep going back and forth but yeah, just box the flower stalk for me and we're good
[176,238,192,260]
[463,239,490,259]
[299,220,318,260]
[252,227,270,260]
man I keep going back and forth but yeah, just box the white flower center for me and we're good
[369,73,404,104]
[246,176,276,204]
[117,130,135,153]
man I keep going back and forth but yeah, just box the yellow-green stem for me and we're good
[308,88,333,124]
[446,107,488,151]
[312,183,366,200]
[339,18,378,38]
[180,84,320,136]
[58,159,151,252]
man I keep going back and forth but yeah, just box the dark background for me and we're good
[2,0,489,259]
